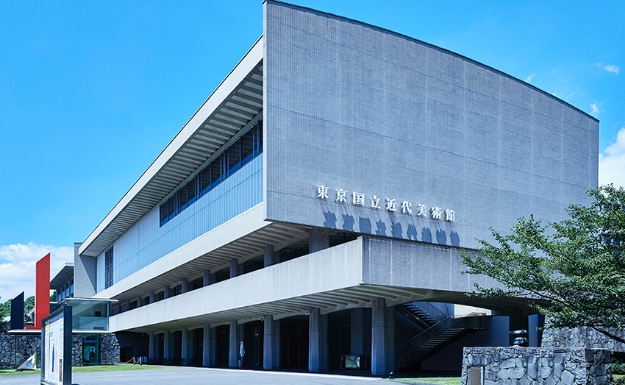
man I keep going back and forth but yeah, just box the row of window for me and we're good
[159,120,263,226]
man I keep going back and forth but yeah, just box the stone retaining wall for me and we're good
[461,347,611,385]
[543,327,625,352]
[0,322,120,369]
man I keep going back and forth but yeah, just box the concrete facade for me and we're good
[73,0,598,375]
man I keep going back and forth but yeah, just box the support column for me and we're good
[229,320,239,368]
[309,228,329,253]
[163,331,172,363]
[181,278,189,294]
[263,315,275,369]
[371,298,395,375]
[148,332,156,363]
[230,259,238,279]
[351,308,364,356]
[264,245,279,267]
[203,269,215,287]
[149,291,155,304]
[181,328,189,365]
[203,325,216,367]
[163,286,171,299]
[273,319,281,368]
[308,308,328,372]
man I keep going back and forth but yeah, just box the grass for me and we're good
[0,364,164,377]
[389,377,461,385]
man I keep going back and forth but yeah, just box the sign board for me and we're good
[41,305,72,385]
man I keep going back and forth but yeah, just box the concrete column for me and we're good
[264,245,279,267]
[163,331,172,363]
[273,319,281,368]
[308,308,328,372]
[351,308,364,356]
[371,298,395,375]
[181,328,189,365]
[148,332,156,363]
[229,320,239,368]
[230,259,238,279]
[203,269,215,286]
[181,278,189,294]
[309,228,329,253]
[203,325,217,367]
[149,291,155,304]
[163,286,171,299]
[263,315,275,369]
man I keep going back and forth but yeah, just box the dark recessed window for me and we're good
[159,119,263,227]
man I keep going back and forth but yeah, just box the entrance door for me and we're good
[243,321,263,367]
[83,335,100,365]
[281,317,308,369]
[216,325,229,367]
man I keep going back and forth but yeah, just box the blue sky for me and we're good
[1,0,623,299]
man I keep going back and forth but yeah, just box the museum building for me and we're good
[72,1,598,374]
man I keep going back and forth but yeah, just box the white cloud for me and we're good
[604,64,620,74]
[590,102,600,116]
[599,127,625,188]
[0,242,73,301]
[525,74,535,83]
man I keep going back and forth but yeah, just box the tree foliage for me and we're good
[462,184,625,343]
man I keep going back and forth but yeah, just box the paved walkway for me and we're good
[3,367,393,385]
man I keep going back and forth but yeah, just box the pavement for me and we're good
[2,367,395,385]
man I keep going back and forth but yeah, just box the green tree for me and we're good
[461,184,625,343]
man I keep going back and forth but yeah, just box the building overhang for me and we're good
[80,36,265,258]
[109,237,544,333]
[50,263,74,291]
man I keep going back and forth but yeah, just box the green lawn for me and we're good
[0,364,164,377]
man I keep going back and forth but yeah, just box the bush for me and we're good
[614,374,625,385]
[613,360,625,375]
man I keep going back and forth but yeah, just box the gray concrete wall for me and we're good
[264,0,598,250]
[74,242,97,298]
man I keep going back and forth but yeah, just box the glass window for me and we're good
[200,167,211,194]
[211,158,221,187]
[105,248,113,289]
[229,141,241,173]
[241,130,254,163]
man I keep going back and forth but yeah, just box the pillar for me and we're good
[230,259,238,279]
[351,308,364,356]
[263,315,276,369]
[229,320,239,368]
[149,291,155,304]
[181,328,189,365]
[309,228,329,253]
[181,278,189,294]
[203,269,215,286]
[264,245,279,267]
[203,325,217,367]
[148,332,156,363]
[163,331,172,363]
[308,308,328,372]
[163,286,171,299]
[371,298,395,375]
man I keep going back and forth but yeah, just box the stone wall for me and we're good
[543,327,625,352]
[461,347,611,385]
[0,323,120,369]
[0,329,41,369]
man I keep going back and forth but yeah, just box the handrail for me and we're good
[396,315,487,357]
[407,302,448,323]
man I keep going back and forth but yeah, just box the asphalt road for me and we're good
[2,367,392,385]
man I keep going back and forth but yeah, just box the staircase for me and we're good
[401,302,447,327]
[396,314,487,371]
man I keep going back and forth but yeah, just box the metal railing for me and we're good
[396,315,487,365]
